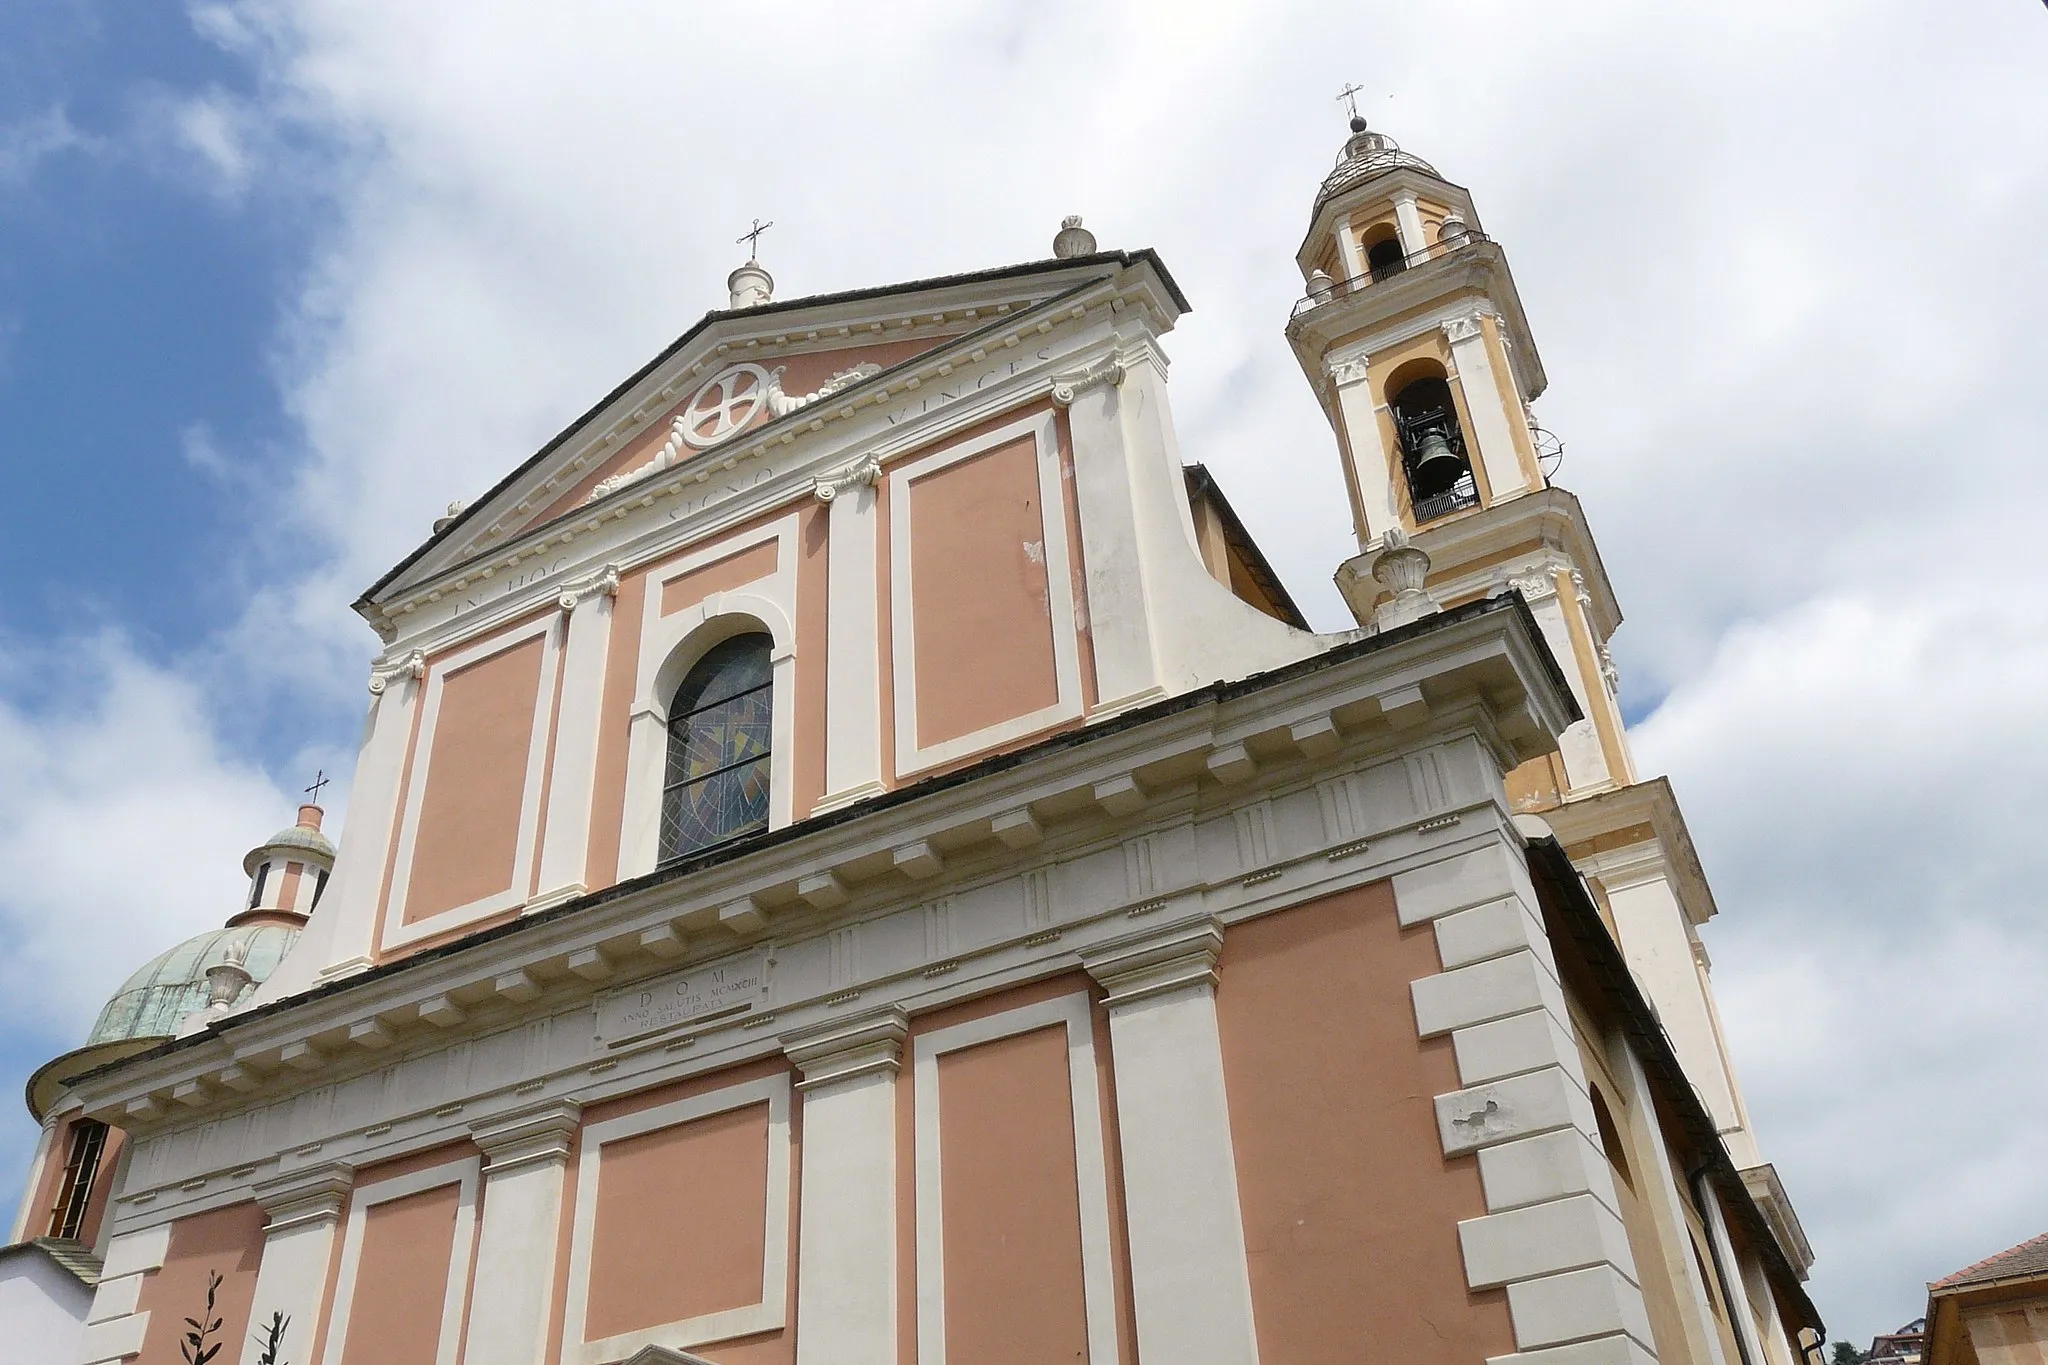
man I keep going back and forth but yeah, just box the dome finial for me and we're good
[1336,80,1367,133]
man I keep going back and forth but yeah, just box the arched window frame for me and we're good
[656,633,776,863]
[619,519,801,881]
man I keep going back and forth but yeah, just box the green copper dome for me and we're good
[86,923,300,1046]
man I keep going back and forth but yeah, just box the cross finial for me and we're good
[305,770,330,805]
[1336,82,1366,121]
[736,218,774,260]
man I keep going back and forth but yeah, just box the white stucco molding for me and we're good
[556,564,620,612]
[1080,915,1222,1009]
[367,648,426,695]
[782,1006,908,1090]
[1048,353,1126,406]
[470,1099,583,1176]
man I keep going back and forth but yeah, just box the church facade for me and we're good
[14,117,1822,1365]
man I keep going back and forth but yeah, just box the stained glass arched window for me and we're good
[660,633,774,863]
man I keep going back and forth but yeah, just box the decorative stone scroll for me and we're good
[1049,355,1126,407]
[367,649,426,695]
[812,455,880,504]
[556,564,620,612]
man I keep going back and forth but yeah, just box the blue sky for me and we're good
[2,0,2046,1346]
[2,4,286,645]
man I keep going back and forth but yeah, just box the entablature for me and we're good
[1287,240,1547,404]
[72,597,1577,1225]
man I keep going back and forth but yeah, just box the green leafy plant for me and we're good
[181,1269,224,1365]
[252,1309,290,1365]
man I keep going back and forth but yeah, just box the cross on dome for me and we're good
[736,217,774,262]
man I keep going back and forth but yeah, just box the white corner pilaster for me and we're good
[301,667,424,988]
[1060,370,1168,715]
[1396,840,1659,1365]
[532,569,620,911]
[79,1222,172,1365]
[1081,917,1260,1365]
[1613,1032,1727,1365]
[245,1163,354,1365]
[1499,571,1614,796]
[9,1113,58,1243]
[1581,845,1746,1147]
[464,1101,583,1365]
[1700,1173,1772,1365]
[814,462,887,813]
[1326,351,1400,548]
[1393,191,1430,260]
[1443,310,1533,504]
[784,1007,906,1365]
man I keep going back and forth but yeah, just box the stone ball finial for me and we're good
[1053,215,1097,259]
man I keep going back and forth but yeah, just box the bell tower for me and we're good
[1284,107,1809,1231]
[1288,110,1631,808]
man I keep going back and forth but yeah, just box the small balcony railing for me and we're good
[1291,230,1491,318]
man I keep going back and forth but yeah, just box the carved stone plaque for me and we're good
[595,952,769,1046]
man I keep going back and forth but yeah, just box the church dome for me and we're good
[1316,118,1440,210]
[85,922,301,1047]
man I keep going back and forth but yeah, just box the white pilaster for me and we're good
[1328,352,1399,547]
[532,570,619,911]
[1504,574,1613,794]
[1585,846,1745,1145]
[1701,1176,1772,1365]
[1334,211,1368,281]
[1393,191,1430,260]
[815,466,887,812]
[246,1164,354,1365]
[1082,918,1261,1365]
[1444,311,1533,504]
[1061,372,1167,715]
[784,1008,905,1365]
[464,1101,583,1365]
[1613,1033,1728,1365]
[285,668,423,992]
[10,1114,58,1243]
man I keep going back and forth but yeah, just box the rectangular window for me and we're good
[47,1119,108,1241]
[247,863,270,910]
[312,867,330,908]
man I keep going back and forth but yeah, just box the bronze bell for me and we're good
[1409,428,1467,499]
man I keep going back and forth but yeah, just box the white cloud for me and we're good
[0,0,2040,1344]
[1636,585,2048,1335]
[0,634,291,1047]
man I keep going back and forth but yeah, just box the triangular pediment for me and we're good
[621,1347,719,1365]
[362,251,1181,612]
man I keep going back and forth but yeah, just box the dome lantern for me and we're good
[235,802,335,928]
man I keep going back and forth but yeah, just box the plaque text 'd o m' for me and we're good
[595,952,769,1046]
